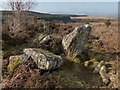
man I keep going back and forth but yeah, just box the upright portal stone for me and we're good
[62,24,92,59]
[23,48,64,70]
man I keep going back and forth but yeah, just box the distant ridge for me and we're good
[1,10,87,22]
[1,10,84,18]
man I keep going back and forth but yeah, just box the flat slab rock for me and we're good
[23,48,64,70]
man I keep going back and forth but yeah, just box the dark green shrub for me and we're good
[104,19,111,27]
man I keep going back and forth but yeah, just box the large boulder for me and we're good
[23,48,64,70]
[62,24,92,59]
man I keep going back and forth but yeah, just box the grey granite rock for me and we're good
[62,24,92,58]
[23,48,64,70]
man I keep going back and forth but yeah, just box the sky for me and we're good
[32,2,118,17]
[0,0,119,17]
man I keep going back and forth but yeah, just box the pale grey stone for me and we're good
[62,24,92,58]
[93,61,105,74]
[23,48,63,70]
[99,65,110,85]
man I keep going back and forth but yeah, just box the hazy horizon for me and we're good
[31,2,118,18]
[1,2,118,18]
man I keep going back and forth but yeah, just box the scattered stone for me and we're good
[33,34,47,45]
[23,48,64,70]
[93,61,112,85]
[84,59,99,68]
[33,34,51,45]
[33,33,64,55]
[93,61,105,74]
[47,37,64,55]
[40,35,51,44]
[108,62,118,88]
[35,34,46,41]
[99,65,110,85]
[62,24,92,60]
[109,73,118,88]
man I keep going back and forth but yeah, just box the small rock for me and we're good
[33,34,51,45]
[99,65,110,85]
[100,65,107,73]
[109,73,118,88]
[93,61,105,73]
[40,35,51,44]
[33,34,46,44]
[84,59,99,68]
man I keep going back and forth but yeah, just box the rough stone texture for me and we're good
[23,48,64,70]
[62,24,92,59]
[40,35,51,44]
[84,59,99,68]
[93,61,108,84]
[93,61,105,74]
[107,60,119,88]
[92,61,118,86]
[109,73,118,88]
[7,54,29,74]
[33,34,46,43]
[33,34,64,55]
[33,34,51,45]
[99,65,110,85]
[9,54,29,62]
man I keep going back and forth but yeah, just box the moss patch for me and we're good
[7,57,23,76]
[66,55,80,64]
[84,58,99,68]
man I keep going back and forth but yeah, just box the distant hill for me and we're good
[1,10,86,22]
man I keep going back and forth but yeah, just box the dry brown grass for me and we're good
[57,20,119,53]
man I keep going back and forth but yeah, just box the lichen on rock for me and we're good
[62,24,92,61]
[23,48,64,70]
[7,54,28,75]
[84,58,99,67]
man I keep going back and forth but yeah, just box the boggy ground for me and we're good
[2,19,119,89]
